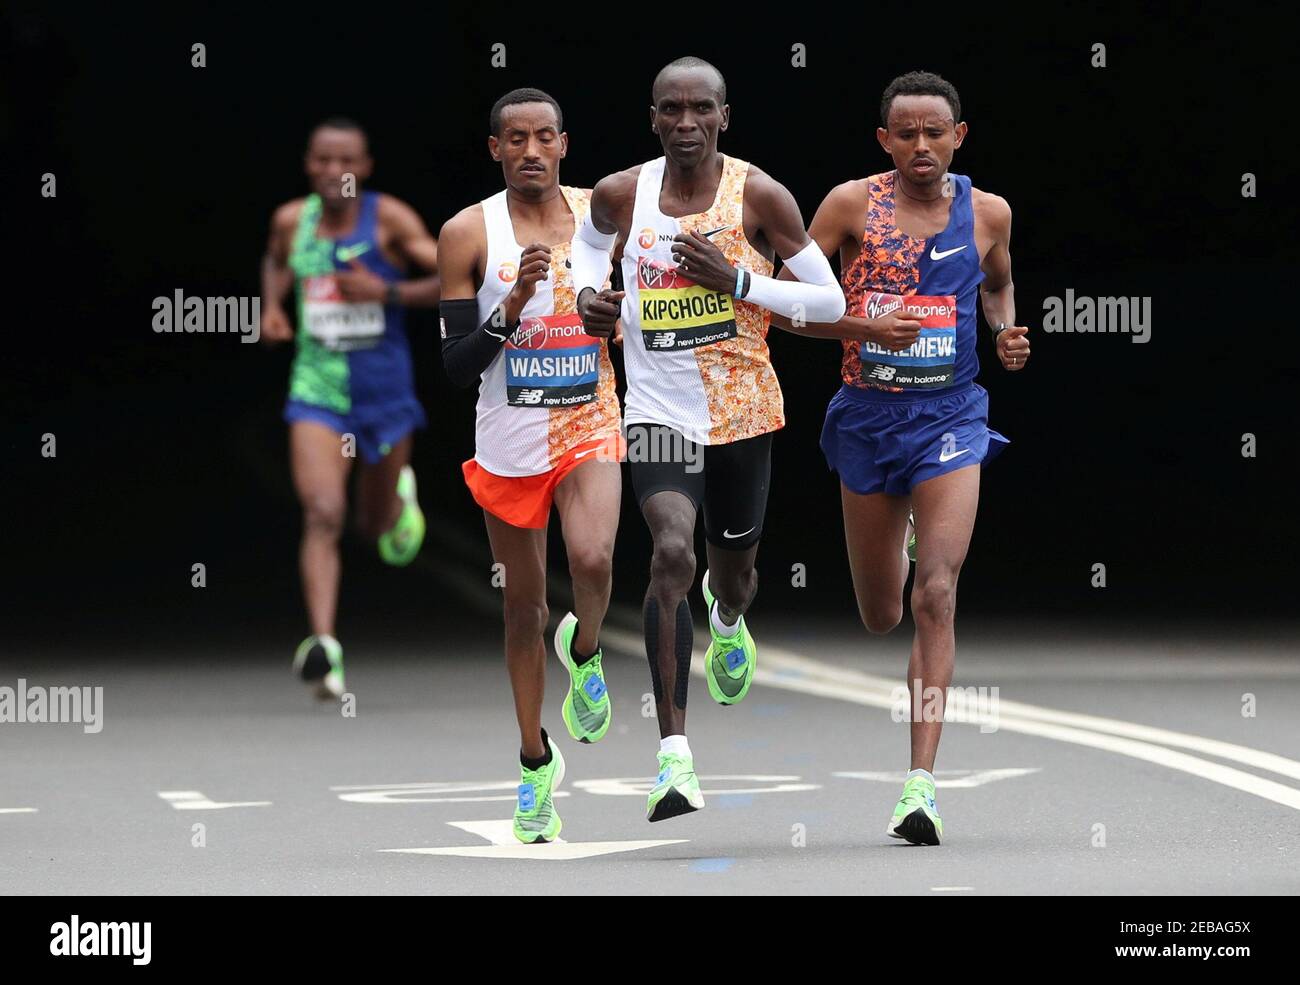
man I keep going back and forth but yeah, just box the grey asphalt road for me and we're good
[3,617,1298,895]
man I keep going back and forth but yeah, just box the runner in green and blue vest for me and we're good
[260,118,441,699]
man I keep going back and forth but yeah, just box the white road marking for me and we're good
[600,627,1300,813]
[335,776,805,804]
[932,886,974,892]
[332,780,570,805]
[572,774,819,797]
[1,808,38,814]
[752,646,1300,779]
[157,790,271,810]
[834,768,1040,788]
[381,819,686,861]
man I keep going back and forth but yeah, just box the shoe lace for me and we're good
[657,753,687,783]
[521,759,549,787]
[901,777,935,809]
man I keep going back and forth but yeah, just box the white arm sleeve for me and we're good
[572,215,617,297]
[740,240,846,323]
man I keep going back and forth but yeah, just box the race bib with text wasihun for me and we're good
[637,257,738,352]
[858,292,957,390]
[505,313,600,407]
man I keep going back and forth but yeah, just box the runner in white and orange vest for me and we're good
[572,57,846,823]
[438,88,623,844]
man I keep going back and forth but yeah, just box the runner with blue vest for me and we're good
[770,72,1031,845]
[260,118,441,700]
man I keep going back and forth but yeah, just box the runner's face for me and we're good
[490,103,567,197]
[652,69,728,168]
[304,129,372,204]
[877,95,967,187]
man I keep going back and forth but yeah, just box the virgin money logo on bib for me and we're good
[636,257,689,291]
[510,318,550,350]
[858,293,958,390]
[505,314,600,407]
[863,291,904,320]
[305,276,341,302]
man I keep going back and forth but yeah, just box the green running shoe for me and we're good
[514,736,566,844]
[292,633,344,700]
[646,751,704,822]
[378,465,425,566]
[701,570,756,705]
[906,510,917,563]
[553,611,611,743]
[886,772,943,845]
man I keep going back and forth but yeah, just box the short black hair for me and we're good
[490,88,563,136]
[653,56,726,105]
[880,71,961,128]
[308,117,369,148]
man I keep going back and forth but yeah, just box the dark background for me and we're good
[4,4,1296,653]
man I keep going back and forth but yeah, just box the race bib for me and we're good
[505,313,600,408]
[637,257,738,352]
[858,292,957,389]
[302,275,385,352]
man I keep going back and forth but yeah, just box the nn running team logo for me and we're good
[637,227,656,250]
[497,261,518,283]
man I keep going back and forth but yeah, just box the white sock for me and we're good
[659,735,691,759]
[906,767,936,785]
[710,601,740,637]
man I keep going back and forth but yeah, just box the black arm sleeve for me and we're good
[439,298,516,388]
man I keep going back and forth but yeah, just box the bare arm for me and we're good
[976,192,1030,371]
[587,169,637,238]
[259,201,300,343]
[745,168,812,261]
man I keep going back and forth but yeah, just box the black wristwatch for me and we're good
[385,282,402,306]
[990,321,1008,340]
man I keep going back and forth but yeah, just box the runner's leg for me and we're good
[553,459,621,656]
[907,463,980,771]
[642,490,698,738]
[290,420,354,637]
[484,511,550,759]
[355,433,411,540]
[840,482,913,635]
